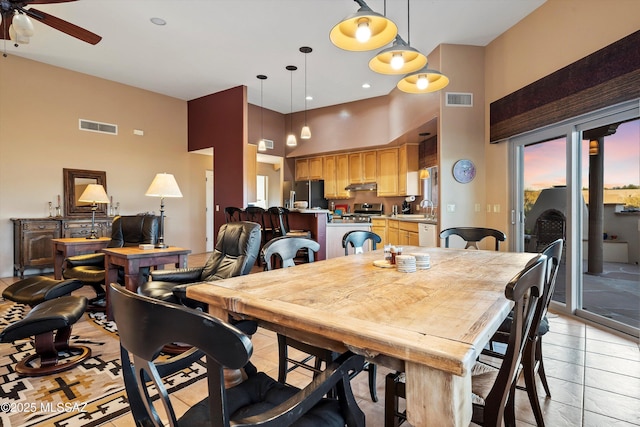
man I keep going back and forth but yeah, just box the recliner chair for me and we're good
[138,221,261,308]
[62,214,158,309]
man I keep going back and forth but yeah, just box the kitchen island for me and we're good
[285,209,330,261]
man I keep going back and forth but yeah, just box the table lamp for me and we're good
[145,173,182,248]
[78,184,110,239]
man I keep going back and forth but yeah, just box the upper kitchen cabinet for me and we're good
[349,151,377,184]
[399,144,420,196]
[295,157,323,181]
[376,148,399,197]
[324,154,351,199]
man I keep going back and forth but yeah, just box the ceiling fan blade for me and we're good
[0,13,14,40]
[25,7,101,44]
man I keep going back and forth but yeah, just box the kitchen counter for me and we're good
[289,208,331,214]
[328,220,373,226]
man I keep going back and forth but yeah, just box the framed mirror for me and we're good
[63,168,107,217]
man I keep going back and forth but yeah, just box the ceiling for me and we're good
[3,0,545,114]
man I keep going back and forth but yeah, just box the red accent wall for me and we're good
[188,86,247,234]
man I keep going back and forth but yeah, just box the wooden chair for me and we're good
[440,227,506,250]
[342,230,382,255]
[224,206,244,222]
[484,238,563,426]
[384,254,547,427]
[109,283,366,427]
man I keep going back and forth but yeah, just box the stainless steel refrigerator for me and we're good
[293,180,328,209]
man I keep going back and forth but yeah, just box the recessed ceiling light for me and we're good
[150,17,166,26]
[306,95,313,101]
[362,83,371,89]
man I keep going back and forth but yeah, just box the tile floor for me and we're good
[2,253,639,426]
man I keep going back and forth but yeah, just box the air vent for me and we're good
[263,139,274,149]
[446,92,473,107]
[79,119,118,135]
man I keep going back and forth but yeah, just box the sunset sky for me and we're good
[524,119,639,190]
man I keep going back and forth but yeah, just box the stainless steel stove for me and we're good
[340,203,384,223]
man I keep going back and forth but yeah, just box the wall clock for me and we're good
[452,159,476,183]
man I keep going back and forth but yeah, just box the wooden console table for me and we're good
[12,217,112,278]
[51,237,111,279]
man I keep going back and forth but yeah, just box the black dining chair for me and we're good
[342,230,382,255]
[109,283,367,427]
[484,238,563,426]
[440,227,506,250]
[384,254,547,427]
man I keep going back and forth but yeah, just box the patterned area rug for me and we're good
[0,301,206,427]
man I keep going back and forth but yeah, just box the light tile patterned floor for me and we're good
[2,252,638,426]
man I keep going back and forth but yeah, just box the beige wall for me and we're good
[483,0,640,244]
[0,56,209,277]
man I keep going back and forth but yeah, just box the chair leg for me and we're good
[384,372,406,427]
[537,338,551,397]
[367,362,378,402]
[277,334,288,383]
[523,340,546,427]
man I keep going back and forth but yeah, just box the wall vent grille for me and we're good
[263,139,274,149]
[79,119,118,135]
[446,92,473,107]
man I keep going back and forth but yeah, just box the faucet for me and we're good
[420,200,435,220]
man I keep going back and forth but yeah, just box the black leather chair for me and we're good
[109,283,366,427]
[384,254,547,427]
[484,238,564,427]
[138,221,261,308]
[440,227,506,250]
[62,214,158,309]
[342,230,382,255]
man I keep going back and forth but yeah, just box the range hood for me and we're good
[345,182,377,191]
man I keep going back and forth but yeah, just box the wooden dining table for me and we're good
[187,246,536,427]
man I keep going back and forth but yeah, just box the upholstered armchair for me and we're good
[63,214,158,308]
[138,221,261,308]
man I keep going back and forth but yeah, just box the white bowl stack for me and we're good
[396,255,417,273]
[411,253,431,269]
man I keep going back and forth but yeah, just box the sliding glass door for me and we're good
[510,101,639,337]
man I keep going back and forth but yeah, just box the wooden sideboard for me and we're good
[11,217,113,278]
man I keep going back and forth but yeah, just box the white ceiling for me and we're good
[3,0,545,113]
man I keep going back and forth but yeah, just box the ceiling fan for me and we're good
[0,0,101,46]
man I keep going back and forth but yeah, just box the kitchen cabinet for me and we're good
[388,219,399,245]
[324,154,351,199]
[398,144,420,196]
[376,148,399,197]
[371,218,387,246]
[12,217,112,277]
[349,151,377,184]
[398,221,420,246]
[295,157,323,181]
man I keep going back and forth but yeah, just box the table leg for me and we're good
[405,362,471,427]
[53,247,63,280]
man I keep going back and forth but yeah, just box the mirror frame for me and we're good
[63,168,108,217]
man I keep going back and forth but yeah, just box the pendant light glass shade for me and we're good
[369,35,427,75]
[300,46,312,140]
[330,0,397,51]
[286,65,297,147]
[257,74,267,152]
[397,66,450,93]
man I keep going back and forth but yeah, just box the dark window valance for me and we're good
[490,30,640,143]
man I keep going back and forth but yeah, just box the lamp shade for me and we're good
[397,66,450,94]
[419,168,430,180]
[78,184,110,203]
[145,173,183,198]
[330,2,397,51]
[369,35,427,75]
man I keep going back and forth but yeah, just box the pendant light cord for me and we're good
[407,0,411,45]
[260,79,264,140]
[304,53,307,125]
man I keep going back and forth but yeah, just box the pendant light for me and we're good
[300,46,312,140]
[257,74,267,152]
[397,66,449,93]
[330,0,397,52]
[286,65,298,147]
[369,0,426,75]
